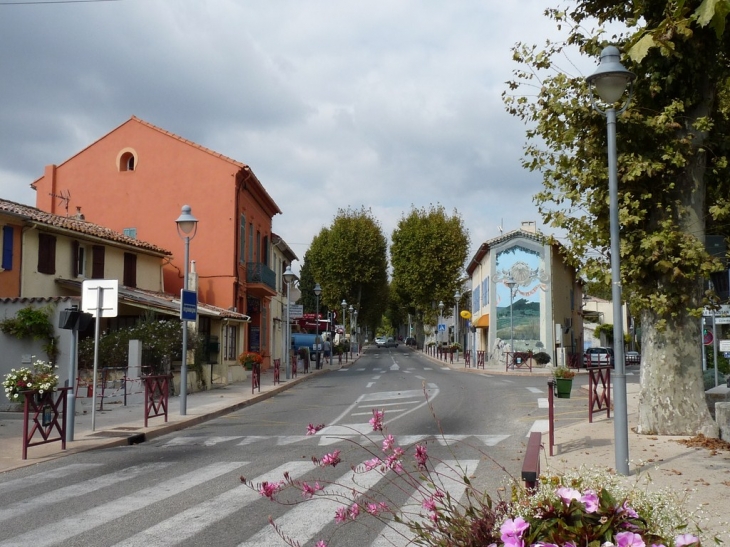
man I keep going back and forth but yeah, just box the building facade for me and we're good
[31,116,281,366]
[466,222,584,366]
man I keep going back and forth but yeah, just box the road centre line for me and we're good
[357,401,420,409]
[351,409,405,416]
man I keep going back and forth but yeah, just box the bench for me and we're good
[521,431,542,490]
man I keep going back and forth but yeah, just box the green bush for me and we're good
[533,351,551,365]
[703,369,728,390]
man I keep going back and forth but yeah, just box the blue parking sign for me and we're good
[181,289,197,321]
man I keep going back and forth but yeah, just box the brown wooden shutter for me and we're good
[123,253,137,288]
[37,233,56,275]
[71,241,79,277]
[92,245,105,279]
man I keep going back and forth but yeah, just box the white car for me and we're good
[375,337,387,347]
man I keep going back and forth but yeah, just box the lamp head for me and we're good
[505,277,517,289]
[176,205,198,236]
[283,266,296,284]
[454,290,461,302]
[438,300,444,312]
[587,45,636,104]
[341,299,347,308]
[313,283,322,297]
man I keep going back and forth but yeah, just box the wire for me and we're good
[0,0,124,5]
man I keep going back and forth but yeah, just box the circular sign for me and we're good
[703,330,714,346]
[460,310,472,320]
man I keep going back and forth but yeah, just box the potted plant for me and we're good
[2,358,59,407]
[237,351,263,371]
[553,365,576,398]
[533,351,551,366]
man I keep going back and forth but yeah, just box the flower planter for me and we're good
[555,378,573,399]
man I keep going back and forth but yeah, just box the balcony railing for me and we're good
[246,262,277,292]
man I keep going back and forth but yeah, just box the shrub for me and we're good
[533,351,551,365]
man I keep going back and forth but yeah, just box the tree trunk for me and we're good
[638,308,718,436]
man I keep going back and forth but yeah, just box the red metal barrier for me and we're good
[273,358,280,385]
[505,351,532,372]
[291,355,298,378]
[464,350,471,367]
[476,351,485,368]
[22,387,70,460]
[251,362,261,393]
[588,366,611,422]
[143,375,171,427]
[547,379,555,456]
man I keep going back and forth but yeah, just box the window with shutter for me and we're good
[1,226,13,271]
[239,214,246,263]
[123,253,137,287]
[37,233,56,274]
[92,246,105,279]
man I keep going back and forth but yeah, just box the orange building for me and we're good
[32,116,282,362]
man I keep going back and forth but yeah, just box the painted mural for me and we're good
[494,245,549,352]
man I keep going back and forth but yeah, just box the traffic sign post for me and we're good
[180,289,197,321]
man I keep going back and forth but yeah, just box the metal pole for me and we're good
[607,106,629,475]
[315,294,320,369]
[286,279,292,379]
[66,327,78,441]
[180,234,190,415]
[91,288,103,432]
[455,299,459,362]
[713,310,719,387]
[509,287,514,352]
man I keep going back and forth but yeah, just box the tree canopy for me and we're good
[504,0,729,435]
[301,207,389,336]
[390,204,470,325]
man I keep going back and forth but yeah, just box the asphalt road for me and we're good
[0,347,591,546]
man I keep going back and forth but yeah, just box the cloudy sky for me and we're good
[0,0,588,270]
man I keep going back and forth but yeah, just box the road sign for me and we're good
[720,340,730,352]
[289,305,303,318]
[180,289,197,321]
[438,324,446,332]
[82,279,118,318]
[704,330,714,346]
[715,317,730,325]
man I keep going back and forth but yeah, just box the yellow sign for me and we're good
[460,310,472,320]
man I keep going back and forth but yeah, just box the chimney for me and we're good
[75,206,85,221]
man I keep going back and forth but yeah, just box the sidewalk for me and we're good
[0,359,351,474]
[1,349,728,540]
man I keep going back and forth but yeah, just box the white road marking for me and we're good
[352,409,405,417]
[526,387,542,394]
[277,435,310,445]
[0,464,100,495]
[528,420,550,435]
[241,464,388,546]
[0,462,247,547]
[415,375,425,380]
[390,363,400,371]
[369,460,478,547]
[0,463,170,523]
[357,401,420,409]
[112,461,313,547]
[371,375,381,379]
[537,398,549,409]
[163,436,242,447]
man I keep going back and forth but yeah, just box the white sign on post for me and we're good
[82,279,119,317]
[720,340,730,352]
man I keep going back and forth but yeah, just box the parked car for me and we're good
[583,347,614,367]
[405,337,417,347]
[385,337,398,348]
[375,336,387,347]
[625,351,641,365]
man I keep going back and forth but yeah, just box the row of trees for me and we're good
[297,205,469,344]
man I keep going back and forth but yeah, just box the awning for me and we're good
[474,314,490,328]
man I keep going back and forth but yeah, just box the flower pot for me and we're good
[555,378,573,399]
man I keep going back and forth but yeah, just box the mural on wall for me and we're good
[494,245,549,352]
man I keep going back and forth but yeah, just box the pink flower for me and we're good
[675,534,699,547]
[320,449,341,467]
[315,541,327,547]
[618,500,639,518]
[502,538,524,547]
[301,481,322,499]
[364,457,381,471]
[369,409,384,431]
[415,444,428,468]
[580,489,599,513]
[258,481,282,499]
[349,503,360,520]
[307,423,325,436]
[500,517,529,541]
[616,532,646,547]
[382,434,395,452]
[556,486,581,505]
[334,506,348,523]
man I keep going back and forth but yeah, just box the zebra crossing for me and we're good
[0,456,484,546]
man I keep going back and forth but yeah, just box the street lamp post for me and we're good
[454,290,461,361]
[352,310,360,355]
[284,266,297,379]
[438,300,444,348]
[587,44,635,476]
[314,283,322,369]
[341,299,347,355]
[505,278,516,355]
[175,205,198,416]
[349,304,354,358]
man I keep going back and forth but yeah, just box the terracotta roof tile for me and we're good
[0,198,171,255]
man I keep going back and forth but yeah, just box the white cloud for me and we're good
[0,0,578,271]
